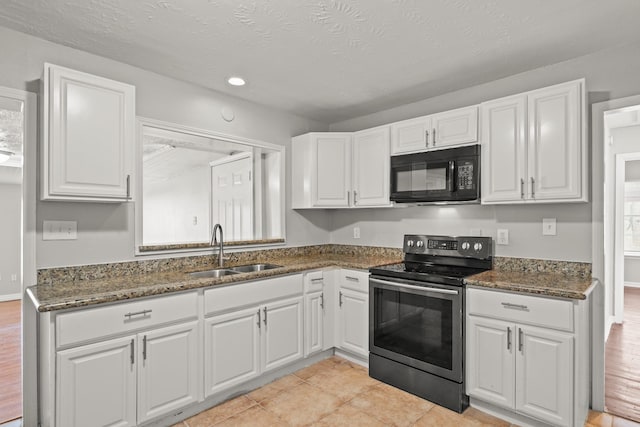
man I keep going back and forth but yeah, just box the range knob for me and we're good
[461,242,470,250]
[473,242,483,251]
[407,240,415,247]
[416,241,424,248]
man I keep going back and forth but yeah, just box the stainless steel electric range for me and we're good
[369,234,493,413]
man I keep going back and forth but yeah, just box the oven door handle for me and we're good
[370,278,459,295]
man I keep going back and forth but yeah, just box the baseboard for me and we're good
[624,282,640,288]
[605,315,616,342]
[0,293,21,302]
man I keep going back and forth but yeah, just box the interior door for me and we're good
[210,152,254,241]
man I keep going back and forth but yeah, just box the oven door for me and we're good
[369,276,463,382]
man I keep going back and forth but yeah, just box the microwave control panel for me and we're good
[457,161,475,190]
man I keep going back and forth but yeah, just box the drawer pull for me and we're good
[501,302,528,311]
[124,309,153,319]
[345,276,360,282]
[507,327,512,350]
[311,278,323,282]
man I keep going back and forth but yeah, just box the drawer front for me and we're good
[304,270,324,293]
[56,291,198,348]
[467,288,573,332]
[205,274,303,315]
[339,269,369,293]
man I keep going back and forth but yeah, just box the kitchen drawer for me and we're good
[304,270,324,293]
[56,291,198,348]
[467,287,573,332]
[205,274,303,315]
[339,269,369,293]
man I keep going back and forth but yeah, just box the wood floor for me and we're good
[606,287,640,422]
[0,300,21,424]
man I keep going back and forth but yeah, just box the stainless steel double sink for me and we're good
[189,263,282,279]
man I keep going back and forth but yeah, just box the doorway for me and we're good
[595,98,640,421]
[0,87,36,425]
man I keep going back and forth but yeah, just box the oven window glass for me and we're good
[373,287,453,370]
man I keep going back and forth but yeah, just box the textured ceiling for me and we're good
[0,1,640,123]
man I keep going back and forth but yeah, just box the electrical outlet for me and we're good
[497,229,509,245]
[11,274,17,282]
[193,216,198,225]
[353,227,361,239]
[542,218,557,236]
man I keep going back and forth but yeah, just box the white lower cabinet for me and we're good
[57,320,199,427]
[137,321,199,423]
[466,288,578,427]
[304,290,324,356]
[204,275,304,398]
[204,306,261,395]
[336,269,369,359]
[57,335,137,427]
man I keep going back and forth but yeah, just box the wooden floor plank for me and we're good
[605,287,640,422]
[0,299,21,424]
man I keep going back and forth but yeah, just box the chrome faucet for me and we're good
[211,224,225,267]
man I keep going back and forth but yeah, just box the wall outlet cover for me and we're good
[497,229,509,245]
[353,226,361,239]
[43,220,78,240]
[542,218,557,236]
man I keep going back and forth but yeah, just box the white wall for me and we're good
[624,153,640,284]
[0,25,332,269]
[0,167,22,297]
[328,41,640,262]
[626,160,640,181]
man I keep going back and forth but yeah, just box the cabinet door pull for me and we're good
[126,175,131,199]
[425,130,429,147]
[263,306,267,325]
[142,335,147,361]
[130,339,134,365]
[433,128,437,146]
[531,177,535,198]
[501,302,528,311]
[257,309,261,329]
[320,292,324,309]
[518,328,524,352]
[339,291,343,307]
[507,327,512,350]
[345,276,359,282]
[347,191,351,206]
[124,309,152,319]
[520,178,525,199]
[353,190,358,205]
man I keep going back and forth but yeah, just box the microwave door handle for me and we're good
[448,161,456,192]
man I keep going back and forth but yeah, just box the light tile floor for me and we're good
[173,356,640,427]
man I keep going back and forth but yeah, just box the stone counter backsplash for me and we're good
[36,244,404,285]
[493,256,591,278]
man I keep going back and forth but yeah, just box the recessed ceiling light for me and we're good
[227,76,246,87]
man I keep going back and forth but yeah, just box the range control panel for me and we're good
[404,234,492,259]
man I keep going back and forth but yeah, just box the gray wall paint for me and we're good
[0,26,331,269]
[0,179,22,297]
[626,160,640,181]
[327,42,640,262]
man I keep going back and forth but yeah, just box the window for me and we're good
[624,181,640,253]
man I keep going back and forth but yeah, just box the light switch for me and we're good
[497,229,509,245]
[43,220,78,240]
[542,218,557,236]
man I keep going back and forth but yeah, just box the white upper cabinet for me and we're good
[481,79,586,204]
[390,105,478,154]
[431,105,478,149]
[390,116,432,154]
[352,126,391,207]
[42,63,135,202]
[292,130,391,209]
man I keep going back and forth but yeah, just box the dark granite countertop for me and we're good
[27,251,402,312]
[464,269,593,300]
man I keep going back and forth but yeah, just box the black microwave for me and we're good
[390,145,480,203]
